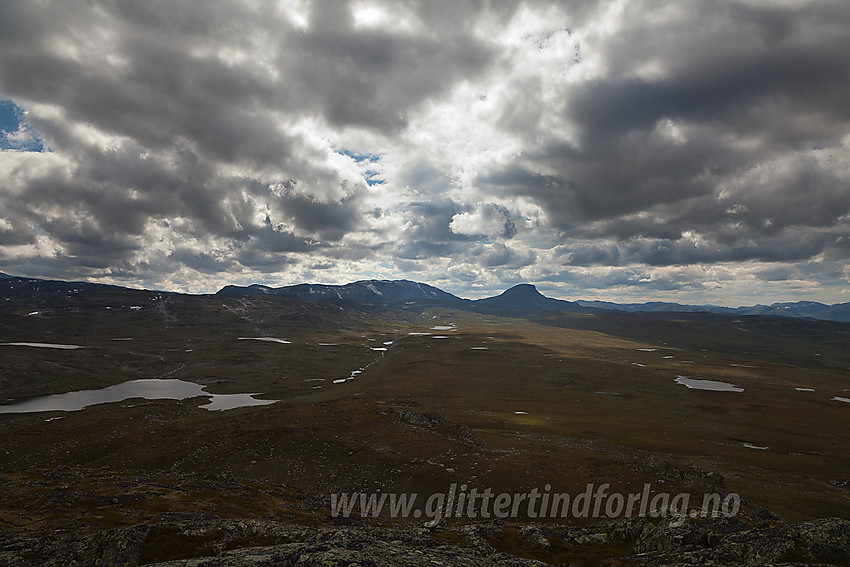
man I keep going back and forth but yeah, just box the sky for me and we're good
[1,0,850,305]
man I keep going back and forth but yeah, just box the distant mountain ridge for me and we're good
[216,279,850,321]
[576,298,850,322]
[0,273,150,294]
[217,279,461,306]
[2,272,850,322]
[217,280,595,315]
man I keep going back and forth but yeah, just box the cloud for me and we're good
[0,0,849,303]
[449,203,516,239]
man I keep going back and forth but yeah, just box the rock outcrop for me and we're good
[2,516,848,566]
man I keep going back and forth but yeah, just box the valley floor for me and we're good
[1,290,849,564]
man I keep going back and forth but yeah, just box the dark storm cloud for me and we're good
[249,223,319,255]
[292,0,496,133]
[400,201,469,243]
[0,2,292,164]
[168,247,237,275]
[274,192,364,241]
[0,222,35,246]
[0,0,500,281]
[0,0,496,148]
[754,261,847,283]
[469,242,535,268]
[480,0,850,269]
[553,242,620,267]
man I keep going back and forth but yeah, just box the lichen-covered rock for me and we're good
[139,523,547,566]
[1,516,847,566]
[0,524,150,567]
[641,517,850,566]
[390,407,444,428]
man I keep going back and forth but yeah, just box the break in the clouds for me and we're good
[1,0,849,304]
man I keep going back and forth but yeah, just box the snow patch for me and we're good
[1,342,84,350]
[365,283,382,296]
[239,337,290,344]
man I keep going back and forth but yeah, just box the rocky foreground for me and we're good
[1,514,848,566]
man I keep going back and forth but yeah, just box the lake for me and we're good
[674,376,744,392]
[0,379,276,414]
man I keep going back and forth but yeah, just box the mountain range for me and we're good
[217,278,850,322]
[3,271,850,322]
[216,280,596,314]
